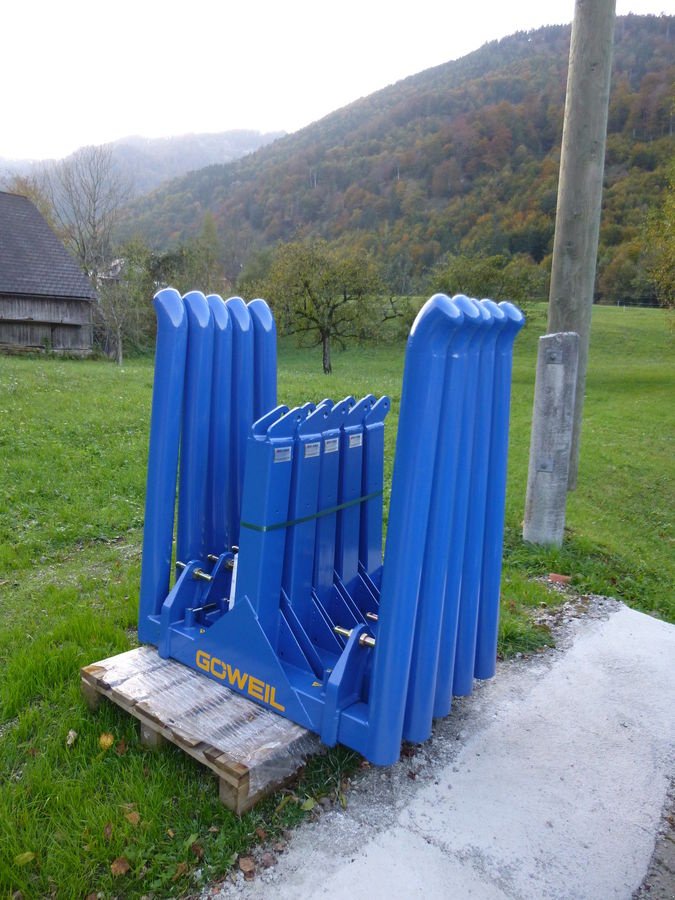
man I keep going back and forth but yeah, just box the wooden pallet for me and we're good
[81,646,322,815]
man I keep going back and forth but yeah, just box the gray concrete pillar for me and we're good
[523,332,579,547]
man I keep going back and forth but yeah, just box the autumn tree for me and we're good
[151,213,227,295]
[644,164,675,309]
[1,171,57,229]
[258,240,382,373]
[429,253,548,309]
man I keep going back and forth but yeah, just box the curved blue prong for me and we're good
[225,297,254,543]
[176,291,214,568]
[206,294,232,557]
[367,294,463,765]
[139,288,188,643]
[248,298,277,419]
[474,300,525,679]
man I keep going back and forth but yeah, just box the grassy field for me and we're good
[0,304,672,897]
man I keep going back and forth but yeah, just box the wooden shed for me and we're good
[0,191,96,355]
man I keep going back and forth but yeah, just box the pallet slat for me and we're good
[81,646,322,814]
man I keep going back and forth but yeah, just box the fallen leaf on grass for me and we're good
[125,811,140,827]
[110,857,130,877]
[103,822,113,842]
[13,852,36,866]
[208,825,220,834]
[115,738,127,755]
[99,733,114,751]
[190,842,204,860]
[254,826,267,840]
[300,797,316,811]
[166,828,175,839]
[172,862,188,882]
[66,730,78,748]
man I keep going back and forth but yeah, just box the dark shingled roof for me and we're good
[0,191,97,300]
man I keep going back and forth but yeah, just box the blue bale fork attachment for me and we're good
[138,288,523,765]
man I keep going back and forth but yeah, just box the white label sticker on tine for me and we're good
[274,446,292,463]
[349,433,363,449]
[304,441,321,459]
[324,437,339,454]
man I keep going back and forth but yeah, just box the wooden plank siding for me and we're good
[0,294,93,354]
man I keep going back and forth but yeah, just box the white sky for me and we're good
[2,0,669,161]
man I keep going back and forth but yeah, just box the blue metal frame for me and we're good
[138,289,524,765]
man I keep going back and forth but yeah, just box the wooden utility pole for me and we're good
[546,0,616,490]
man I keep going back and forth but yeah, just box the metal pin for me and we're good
[193,568,213,582]
[207,554,219,563]
[333,625,376,649]
[366,611,379,622]
[175,560,186,570]
[188,602,218,614]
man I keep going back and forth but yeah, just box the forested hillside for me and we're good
[119,15,673,302]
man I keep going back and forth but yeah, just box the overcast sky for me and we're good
[2,0,669,161]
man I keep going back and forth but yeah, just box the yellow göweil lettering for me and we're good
[195,650,286,711]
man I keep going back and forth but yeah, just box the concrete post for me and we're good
[523,333,579,547]
[547,0,616,490]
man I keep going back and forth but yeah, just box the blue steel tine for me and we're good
[474,300,525,679]
[452,300,507,697]
[335,394,376,585]
[248,298,277,419]
[176,291,214,568]
[205,294,232,557]
[225,297,254,545]
[360,396,391,577]
[402,301,467,744]
[431,296,485,719]
[367,295,463,766]
[138,288,188,643]
[283,404,327,628]
[313,397,354,599]
[235,405,307,644]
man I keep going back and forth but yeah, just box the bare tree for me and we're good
[44,145,131,281]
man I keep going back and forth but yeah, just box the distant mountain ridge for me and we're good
[118,14,673,302]
[0,129,284,196]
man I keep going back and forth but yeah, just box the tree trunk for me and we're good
[116,323,124,366]
[322,333,332,374]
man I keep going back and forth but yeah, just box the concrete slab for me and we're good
[206,602,675,899]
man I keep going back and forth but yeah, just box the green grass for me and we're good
[1,304,673,897]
